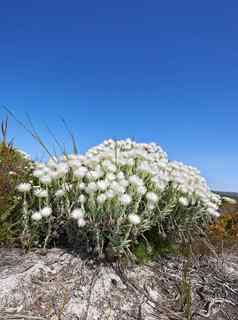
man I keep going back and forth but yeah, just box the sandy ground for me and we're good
[0,247,237,320]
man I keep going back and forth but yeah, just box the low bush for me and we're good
[209,211,238,240]
[209,196,238,241]
[0,118,33,246]
[16,138,221,260]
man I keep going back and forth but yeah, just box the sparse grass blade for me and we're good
[60,116,78,154]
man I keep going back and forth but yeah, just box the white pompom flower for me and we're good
[119,179,129,188]
[137,186,147,195]
[147,202,156,210]
[128,213,141,225]
[129,175,143,187]
[57,163,69,175]
[9,171,17,176]
[119,194,132,206]
[34,189,48,198]
[32,211,42,221]
[116,185,126,194]
[106,173,116,181]
[79,194,86,204]
[207,207,220,217]
[97,180,108,191]
[55,189,65,198]
[74,166,88,178]
[55,189,66,198]
[178,197,189,207]
[71,208,84,220]
[97,193,107,204]
[33,169,45,178]
[117,172,125,180]
[105,190,115,199]
[146,192,158,204]
[77,218,86,227]
[41,207,52,217]
[79,182,86,190]
[16,183,31,193]
[85,182,98,194]
[39,175,52,185]
[49,170,60,180]
[110,181,120,192]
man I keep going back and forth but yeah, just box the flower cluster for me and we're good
[17,138,221,255]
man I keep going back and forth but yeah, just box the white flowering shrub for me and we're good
[17,139,221,258]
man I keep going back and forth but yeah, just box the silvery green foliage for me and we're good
[17,138,221,257]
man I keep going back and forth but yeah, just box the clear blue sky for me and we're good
[0,1,238,191]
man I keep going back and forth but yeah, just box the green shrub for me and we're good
[0,118,33,246]
[133,227,177,264]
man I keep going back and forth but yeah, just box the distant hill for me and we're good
[215,191,238,200]
[215,191,238,214]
